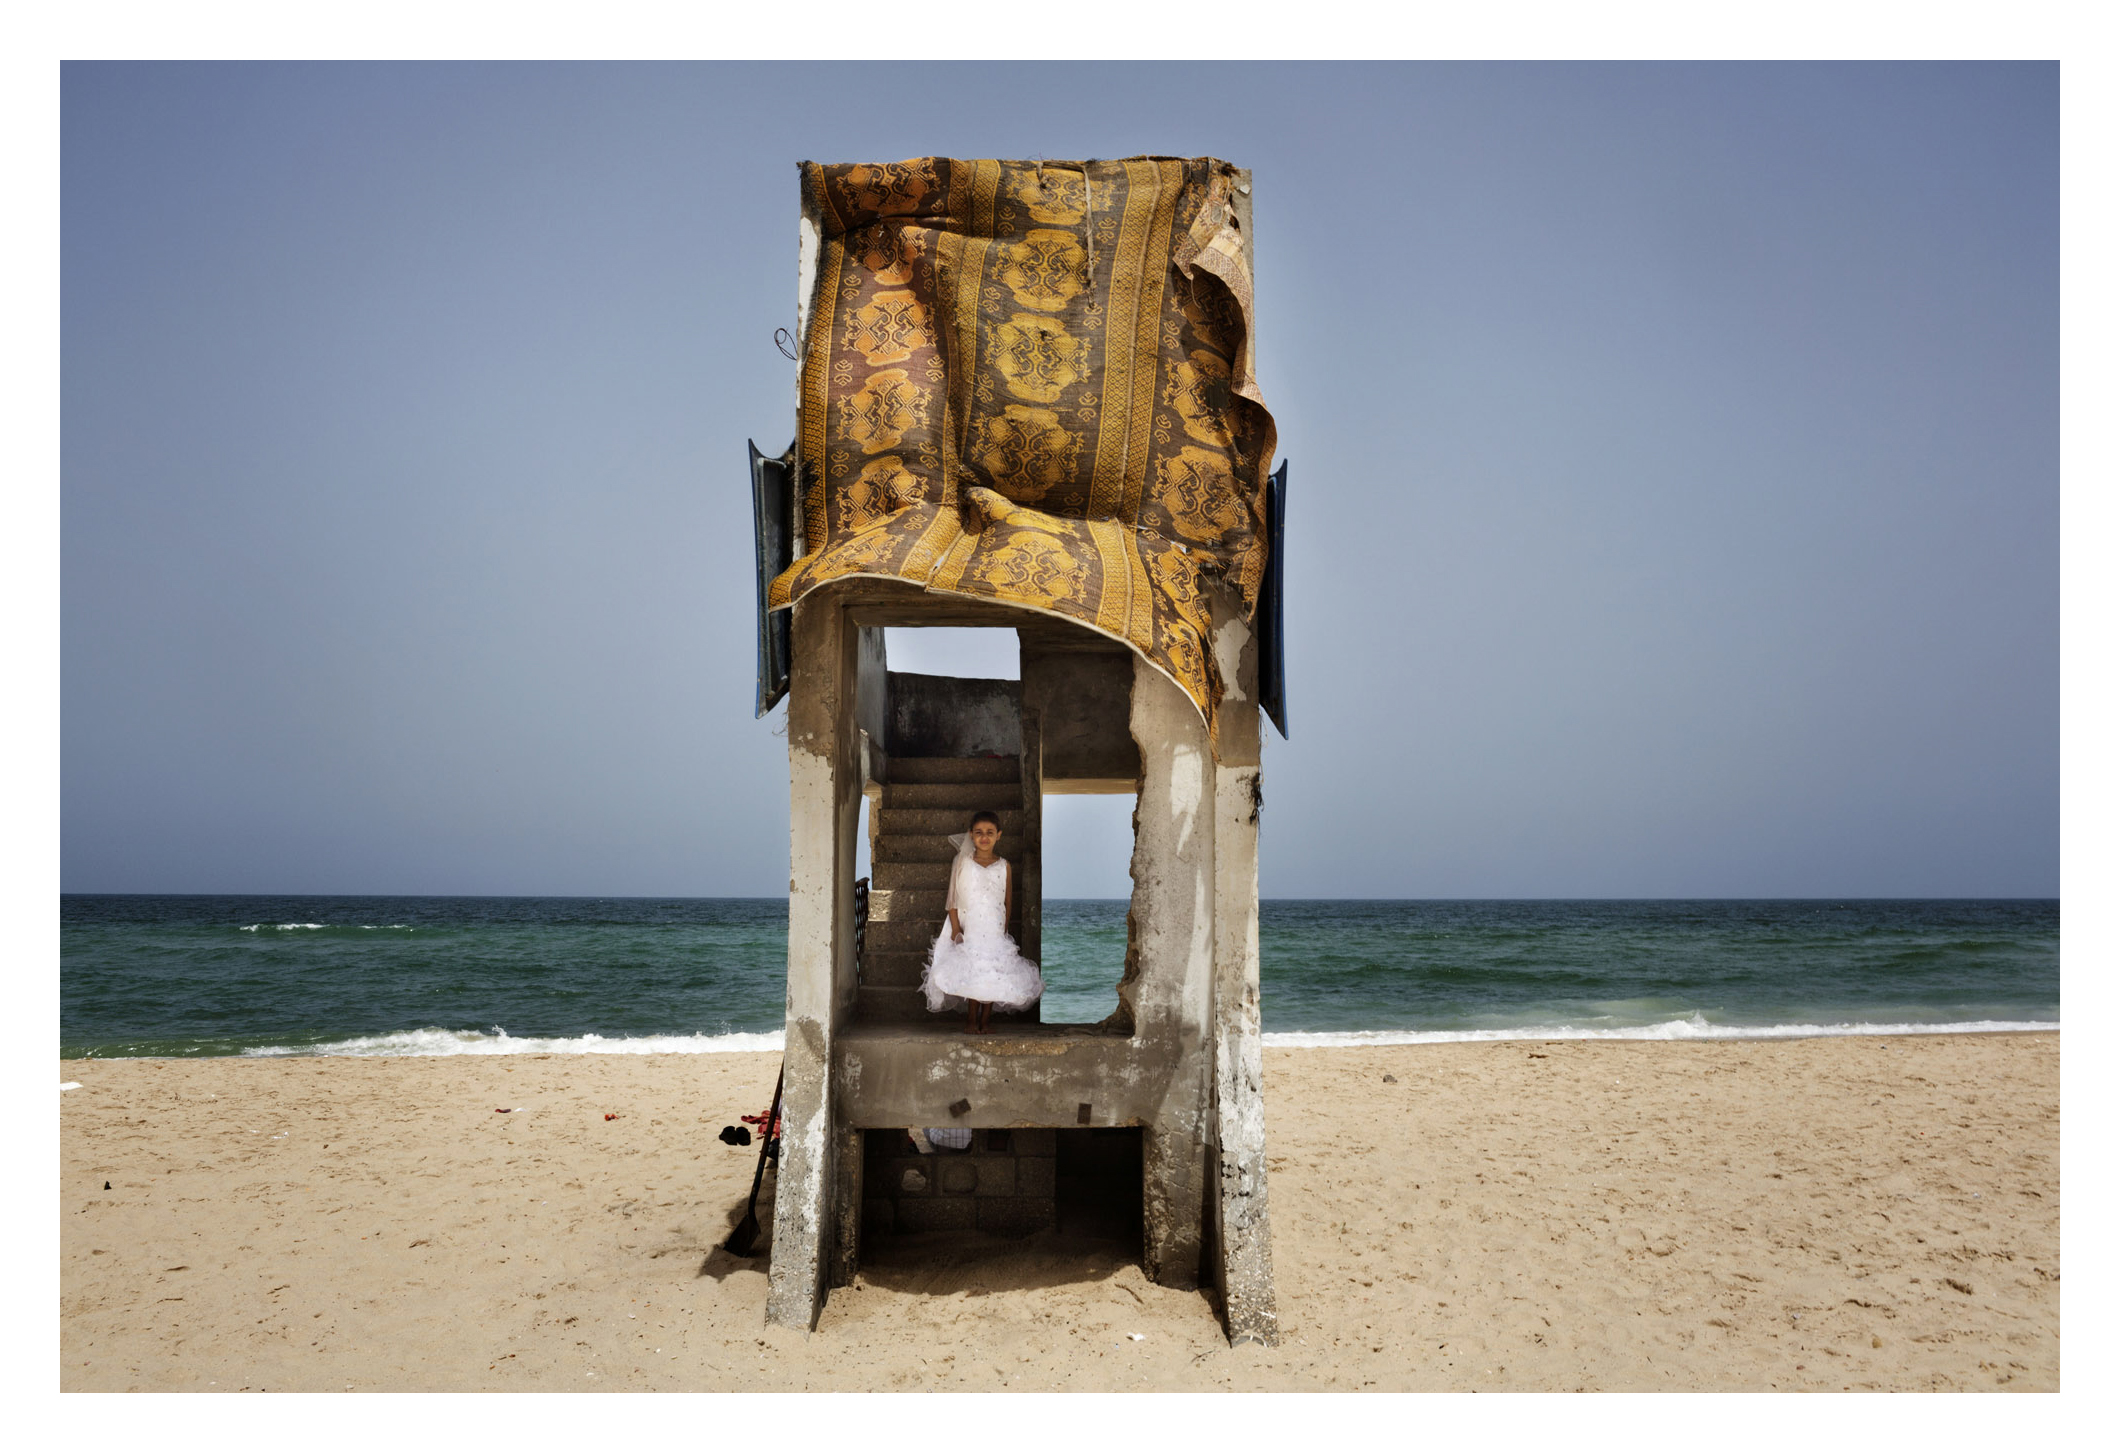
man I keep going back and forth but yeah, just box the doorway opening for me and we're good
[854,1126,1143,1279]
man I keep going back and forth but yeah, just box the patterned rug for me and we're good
[767,156,1276,733]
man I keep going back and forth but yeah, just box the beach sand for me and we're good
[59,1033,2057,1392]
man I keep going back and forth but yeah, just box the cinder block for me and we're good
[938,1159,978,1195]
[977,1196,1056,1237]
[1011,1128,1057,1156]
[862,1198,895,1233]
[896,1196,978,1233]
[974,1158,1015,1196]
[1015,1155,1055,1198]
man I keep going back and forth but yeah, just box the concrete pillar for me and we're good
[827,1123,864,1290]
[1208,595,1279,1344]
[1018,706,1043,974]
[1126,656,1216,1290]
[766,588,861,1331]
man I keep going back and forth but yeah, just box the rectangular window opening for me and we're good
[1037,791,1135,1028]
[881,626,1019,680]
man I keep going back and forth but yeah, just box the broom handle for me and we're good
[743,1065,785,1210]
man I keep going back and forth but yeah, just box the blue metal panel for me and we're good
[750,440,795,717]
[1257,460,1288,739]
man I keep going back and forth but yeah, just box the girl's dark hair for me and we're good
[968,810,1001,830]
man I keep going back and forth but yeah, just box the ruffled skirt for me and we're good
[922,926,1044,1012]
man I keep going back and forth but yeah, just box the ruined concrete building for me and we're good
[748,157,1287,1343]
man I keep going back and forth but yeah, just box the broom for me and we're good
[723,1065,783,1257]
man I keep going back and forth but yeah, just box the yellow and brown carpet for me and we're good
[767,156,1276,731]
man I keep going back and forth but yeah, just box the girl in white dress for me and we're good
[922,810,1044,1033]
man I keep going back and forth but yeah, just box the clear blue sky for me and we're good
[61,61,2057,898]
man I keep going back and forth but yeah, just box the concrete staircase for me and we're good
[859,755,1037,1024]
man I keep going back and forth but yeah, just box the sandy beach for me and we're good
[59,1032,2057,1392]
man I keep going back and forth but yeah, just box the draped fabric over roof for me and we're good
[766,156,1275,731]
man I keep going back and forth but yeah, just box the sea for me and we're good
[58,896,2058,1060]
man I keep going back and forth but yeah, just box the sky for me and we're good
[60,61,2058,899]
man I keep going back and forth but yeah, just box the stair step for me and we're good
[854,985,938,1022]
[867,912,1025,949]
[879,807,1025,840]
[871,861,954,891]
[883,780,1025,810]
[865,921,939,954]
[876,838,1029,865]
[862,948,931,988]
[888,757,1021,785]
[865,887,945,924]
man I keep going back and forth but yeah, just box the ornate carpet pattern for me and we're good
[767,156,1275,729]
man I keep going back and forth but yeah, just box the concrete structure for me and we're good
[761,583,1277,1343]
[755,162,1279,1344]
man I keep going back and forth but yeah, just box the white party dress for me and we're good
[922,856,1044,1012]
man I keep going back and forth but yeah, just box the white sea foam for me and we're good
[226,1016,2053,1058]
[1261,1015,2058,1048]
[241,1026,786,1058]
[239,923,329,932]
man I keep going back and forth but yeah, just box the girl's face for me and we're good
[970,820,1000,855]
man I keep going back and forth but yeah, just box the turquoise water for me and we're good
[60,895,2057,1058]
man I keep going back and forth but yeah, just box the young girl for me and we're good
[921,809,1044,1033]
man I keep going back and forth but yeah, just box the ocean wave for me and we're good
[240,1026,785,1058]
[1261,1015,2058,1048]
[238,923,329,932]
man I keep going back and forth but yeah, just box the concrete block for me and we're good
[974,1158,1015,1196]
[977,1197,1056,1237]
[896,1196,978,1233]
[863,1198,895,1233]
[938,1159,978,1195]
[1015,1155,1055,1198]
[1011,1128,1056,1156]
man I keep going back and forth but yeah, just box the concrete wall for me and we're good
[1020,645,1137,790]
[887,672,1022,758]
[855,626,890,750]
[839,1024,1164,1129]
